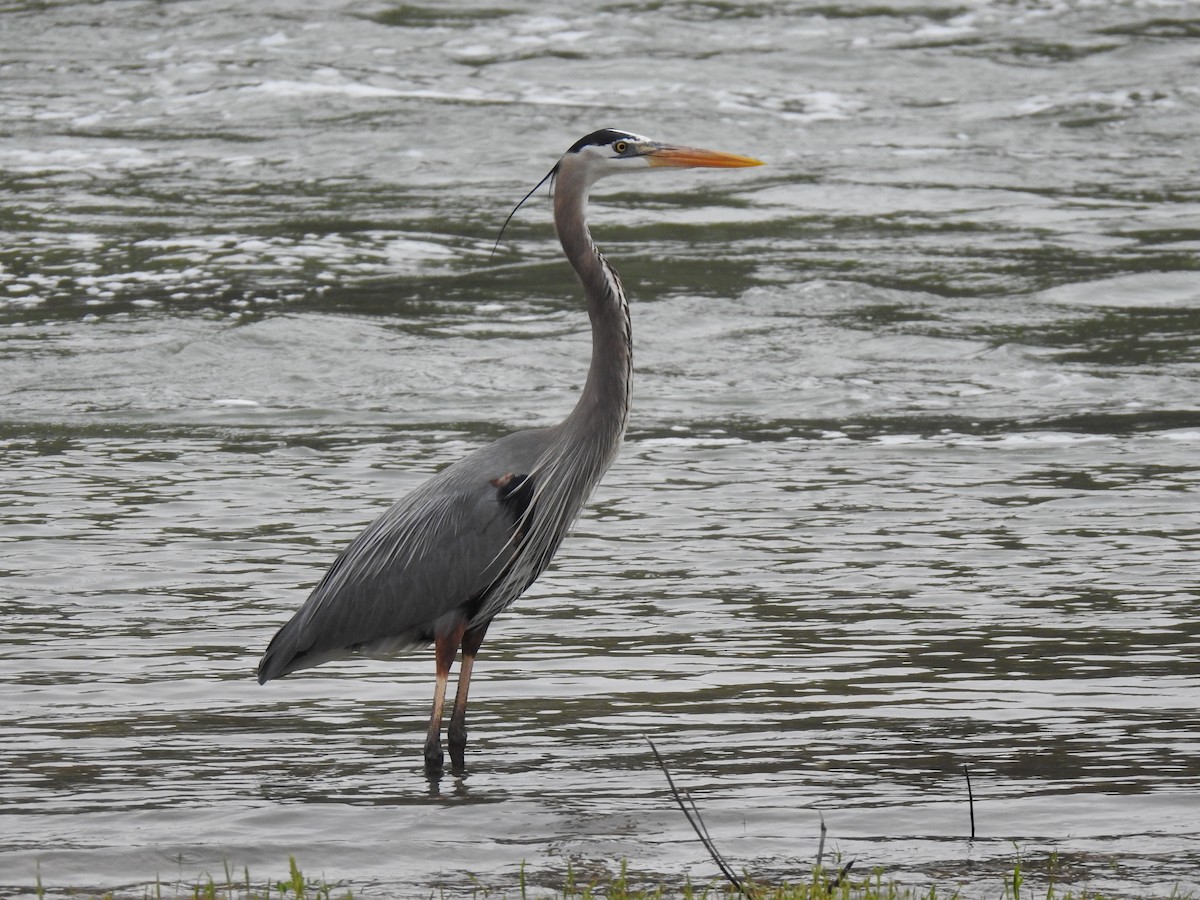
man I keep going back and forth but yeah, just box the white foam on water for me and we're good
[247,79,404,99]
[1037,271,1200,308]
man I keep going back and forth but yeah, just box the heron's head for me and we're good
[558,128,763,186]
[492,128,762,254]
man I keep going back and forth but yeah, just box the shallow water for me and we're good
[2,1,1199,897]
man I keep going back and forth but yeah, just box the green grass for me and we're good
[35,857,350,900]
[31,856,1195,900]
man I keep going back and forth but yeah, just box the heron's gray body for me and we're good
[257,428,548,681]
[258,410,622,682]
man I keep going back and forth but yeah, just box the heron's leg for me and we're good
[424,623,466,771]
[447,620,491,766]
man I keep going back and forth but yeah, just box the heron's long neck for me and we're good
[553,173,632,461]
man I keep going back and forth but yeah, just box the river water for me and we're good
[1,1,1198,897]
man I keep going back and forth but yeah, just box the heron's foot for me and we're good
[423,736,444,773]
[448,722,468,770]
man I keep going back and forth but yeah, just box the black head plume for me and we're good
[492,162,558,258]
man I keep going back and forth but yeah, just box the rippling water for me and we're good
[2,1,1198,898]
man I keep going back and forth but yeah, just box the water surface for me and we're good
[1,1,1198,897]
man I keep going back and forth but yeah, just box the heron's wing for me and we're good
[258,431,546,681]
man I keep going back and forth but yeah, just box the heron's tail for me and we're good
[256,620,305,684]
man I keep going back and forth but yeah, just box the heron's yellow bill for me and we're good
[645,145,764,168]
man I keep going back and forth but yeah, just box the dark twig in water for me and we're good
[647,738,857,895]
[812,814,855,892]
[646,737,754,898]
[815,815,855,892]
[963,764,976,840]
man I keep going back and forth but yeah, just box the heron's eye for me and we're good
[613,141,629,154]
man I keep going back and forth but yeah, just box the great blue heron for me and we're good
[257,128,762,772]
